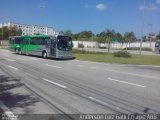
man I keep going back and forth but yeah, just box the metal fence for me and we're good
[0,40,9,46]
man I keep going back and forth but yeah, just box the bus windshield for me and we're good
[57,36,72,50]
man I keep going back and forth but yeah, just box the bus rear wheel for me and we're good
[42,51,47,58]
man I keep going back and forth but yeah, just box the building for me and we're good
[0,22,59,36]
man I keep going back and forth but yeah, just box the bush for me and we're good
[113,51,132,58]
[99,46,107,49]
[123,47,152,51]
[78,44,84,48]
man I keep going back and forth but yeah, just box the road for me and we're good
[0,49,160,119]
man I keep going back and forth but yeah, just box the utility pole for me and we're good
[148,24,153,48]
[1,22,3,41]
[40,1,46,25]
[140,0,146,55]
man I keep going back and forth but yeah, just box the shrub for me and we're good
[123,47,152,51]
[113,51,132,57]
[99,46,107,49]
[78,44,84,48]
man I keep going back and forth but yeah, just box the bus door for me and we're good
[24,38,30,55]
[51,39,56,57]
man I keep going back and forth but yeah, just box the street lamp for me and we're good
[40,1,45,25]
[0,16,8,40]
[140,0,146,55]
[148,24,153,48]
[0,17,4,40]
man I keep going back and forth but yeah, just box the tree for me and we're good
[63,29,73,36]
[123,32,130,50]
[0,26,22,40]
[123,32,136,50]
[115,32,123,43]
[9,26,22,36]
[97,32,106,43]
[78,31,94,41]
[105,29,115,53]
[72,33,79,40]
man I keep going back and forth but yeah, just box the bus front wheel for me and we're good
[15,49,19,54]
[42,51,47,58]
[18,49,22,55]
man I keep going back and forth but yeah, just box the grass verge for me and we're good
[73,53,160,65]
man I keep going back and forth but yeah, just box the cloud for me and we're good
[139,4,158,11]
[96,4,107,10]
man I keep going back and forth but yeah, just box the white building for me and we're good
[0,22,59,36]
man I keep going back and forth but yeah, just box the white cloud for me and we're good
[96,4,107,10]
[156,0,160,5]
[139,4,158,11]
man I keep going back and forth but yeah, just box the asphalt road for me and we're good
[0,49,160,118]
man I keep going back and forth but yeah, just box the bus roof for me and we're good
[31,34,49,38]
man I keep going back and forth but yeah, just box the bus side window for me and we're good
[46,37,51,46]
[42,37,47,45]
[19,37,24,44]
[30,38,36,45]
[9,38,14,44]
[15,38,18,44]
[38,38,42,45]
[52,39,56,48]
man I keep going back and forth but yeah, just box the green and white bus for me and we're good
[9,34,73,58]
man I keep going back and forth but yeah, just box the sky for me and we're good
[0,0,160,38]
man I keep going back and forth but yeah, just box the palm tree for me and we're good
[123,32,136,50]
[105,29,115,53]
[123,32,130,50]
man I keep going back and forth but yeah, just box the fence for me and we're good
[72,41,156,51]
[0,40,9,46]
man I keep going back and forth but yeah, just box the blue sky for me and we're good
[0,0,160,38]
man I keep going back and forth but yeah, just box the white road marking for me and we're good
[43,78,67,89]
[135,64,160,68]
[4,55,9,57]
[7,65,18,70]
[74,60,80,62]
[46,64,62,69]
[7,59,16,62]
[90,67,97,69]
[25,72,34,77]
[0,100,18,120]
[29,58,38,60]
[105,68,159,80]
[88,96,119,110]
[76,65,83,67]
[17,58,25,61]
[108,78,146,88]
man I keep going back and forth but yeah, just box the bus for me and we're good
[9,35,73,58]
[155,40,160,53]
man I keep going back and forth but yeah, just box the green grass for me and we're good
[73,53,160,65]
